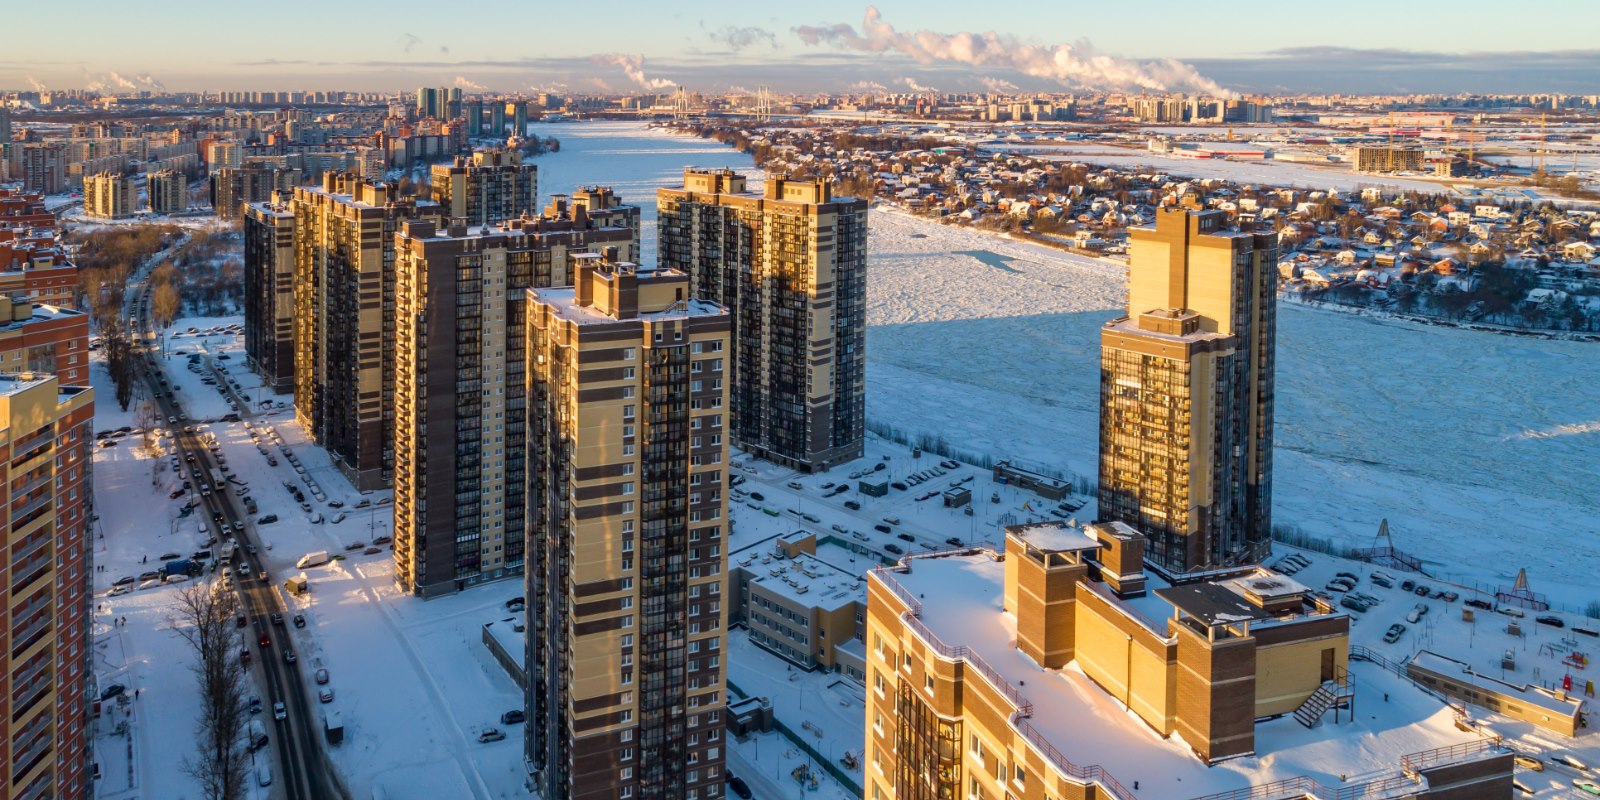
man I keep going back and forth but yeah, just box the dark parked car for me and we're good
[843,500,862,510]
[946,537,964,547]
[727,774,753,800]
[883,544,903,555]
[1465,598,1493,611]
[896,533,914,542]
[747,492,764,502]
[1537,615,1565,628]
[293,614,306,628]
[874,524,892,534]
[99,683,127,701]
[890,481,908,491]
[501,709,526,725]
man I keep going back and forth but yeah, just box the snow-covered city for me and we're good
[4,5,1600,800]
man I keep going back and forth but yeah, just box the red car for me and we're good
[258,631,271,648]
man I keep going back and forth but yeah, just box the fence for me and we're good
[727,679,863,797]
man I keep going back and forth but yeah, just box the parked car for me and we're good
[501,709,526,725]
[843,500,862,510]
[1401,579,1416,592]
[318,687,334,704]
[890,481,908,491]
[1383,624,1406,644]
[249,696,262,715]
[883,544,903,555]
[1537,615,1565,628]
[896,533,914,542]
[314,668,329,685]
[1513,755,1544,772]
[946,537,964,547]
[1465,598,1493,611]
[477,728,506,743]
[726,774,754,800]
[293,614,306,629]
[748,492,765,502]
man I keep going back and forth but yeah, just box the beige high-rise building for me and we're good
[1098,201,1277,575]
[525,256,731,800]
[292,172,442,490]
[82,171,137,219]
[0,372,95,800]
[658,169,867,472]
[430,149,537,226]
[390,193,641,598]
[145,169,187,214]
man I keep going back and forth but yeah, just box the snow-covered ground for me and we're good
[984,142,1455,193]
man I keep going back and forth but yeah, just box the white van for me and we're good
[296,551,330,569]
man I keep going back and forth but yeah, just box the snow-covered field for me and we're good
[985,142,1454,193]
[527,121,754,265]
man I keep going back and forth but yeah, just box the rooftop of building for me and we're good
[875,550,1482,798]
[0,372,54,396]
[736,547,865,612]
[532,260,724,325]
[1102,313,1232,344]
[1007,521,1099,553]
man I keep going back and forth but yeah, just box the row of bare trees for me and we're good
[170,581,252,800]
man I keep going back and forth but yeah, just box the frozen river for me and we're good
[530,122,1600,608]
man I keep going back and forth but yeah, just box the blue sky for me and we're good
[7,1,1599,94]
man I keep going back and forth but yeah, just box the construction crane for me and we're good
[755,86,774,123]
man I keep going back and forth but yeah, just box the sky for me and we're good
[6,1,1600,95]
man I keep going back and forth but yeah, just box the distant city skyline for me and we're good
[6,1,1600,95]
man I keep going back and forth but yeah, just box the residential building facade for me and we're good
[1098,202,1278,575]
[292,173,442,490]
[658,169,867,472]
[390,194,641,597]
[81,172,137,219]
[0,372,95,800]
[429,149,537,227]
[243,193,295,393]
[525,256,730,800]
[146,169,188,214]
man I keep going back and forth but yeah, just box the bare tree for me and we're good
[169,581,251,800]
[151,264,183,330]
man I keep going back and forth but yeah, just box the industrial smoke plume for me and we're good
[794,6,1231,96]
[593,54,676,90]
[453,76,488,91]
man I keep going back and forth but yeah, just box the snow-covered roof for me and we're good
[876,552,1478,797]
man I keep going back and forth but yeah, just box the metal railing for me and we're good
[1399,738,1504,776]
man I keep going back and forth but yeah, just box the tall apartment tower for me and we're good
[658,169,867,472]
[513,101,529,136]
[391,195,641,597]
[429,150,538,227]
[292,173,442,490]
[489,102,507,137]
[20,144,66,195]
[146,169,188,214]
[0,372,95,800]
[466,98,485,137]
[243,192,295,392]
[525,257,731,800]
[1097,201,1278,575]
[81,172,137,219]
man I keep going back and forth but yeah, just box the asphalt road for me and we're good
[124,263,339,799]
